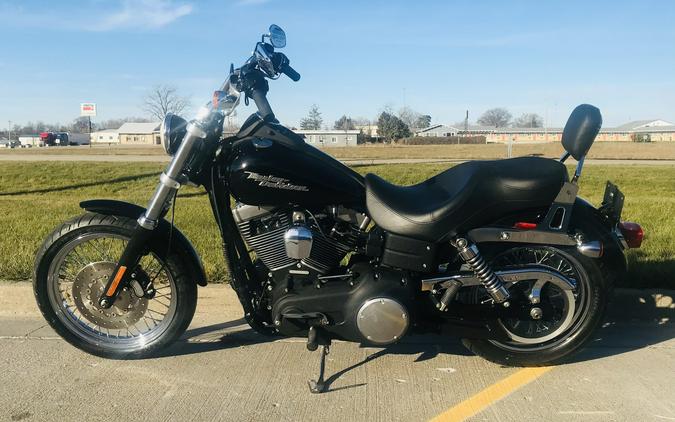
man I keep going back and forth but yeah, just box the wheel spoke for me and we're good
[47,232,177,350]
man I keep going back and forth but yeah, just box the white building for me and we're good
[117,122,161,145]
[90,128,120,144]
[297,130,361,147]
[415,125,459,137]
[18,136,41,147]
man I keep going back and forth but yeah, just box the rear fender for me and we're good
[469,198,627,283]
[80,199,208,286]
[570,197,627,282]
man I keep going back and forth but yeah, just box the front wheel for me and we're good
[462,245,609,366]
[34,213,197,359]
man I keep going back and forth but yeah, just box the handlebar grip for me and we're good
[250,88,275,121]
[282,63,301,82]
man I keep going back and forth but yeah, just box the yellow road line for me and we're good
[430,367,554,422]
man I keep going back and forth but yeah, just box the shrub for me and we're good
[398,136,486,145]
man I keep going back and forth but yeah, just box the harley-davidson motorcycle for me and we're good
[35,25,644,393]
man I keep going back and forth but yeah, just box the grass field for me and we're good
[4,142,675,161]
[0,161,673,288]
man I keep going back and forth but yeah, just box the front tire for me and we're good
[462,246,608,366]
[34,213,197,359]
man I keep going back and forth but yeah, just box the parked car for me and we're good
[0,139,20,148]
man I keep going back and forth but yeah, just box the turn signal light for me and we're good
[619,221,644,248]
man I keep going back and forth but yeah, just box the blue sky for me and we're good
[1,0,674,129]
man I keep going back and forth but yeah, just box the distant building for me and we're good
[117,122,161,145]
[354,124,379,138]
[297,130,361,147]
[18,136,42,147]
[456,119,675,143]
[90,128,120,144]
[415,125,459,137]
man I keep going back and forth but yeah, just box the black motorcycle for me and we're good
[35,25,644,393]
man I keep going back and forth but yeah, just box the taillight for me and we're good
[514,222,537,230]
[619,221,644,248]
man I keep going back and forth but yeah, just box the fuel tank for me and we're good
[227,120,365,209]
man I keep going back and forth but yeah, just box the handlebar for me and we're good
[281,63,300,82]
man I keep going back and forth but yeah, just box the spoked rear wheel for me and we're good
[462,246,608,366]
[34,214,197,359]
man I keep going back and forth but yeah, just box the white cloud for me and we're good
[90,0,193,31]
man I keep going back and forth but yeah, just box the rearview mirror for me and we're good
[268,24,286,48]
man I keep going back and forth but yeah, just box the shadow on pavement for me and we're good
[569,289,674,363]
[155,290,673,389]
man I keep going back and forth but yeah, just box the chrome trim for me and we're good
[186,121,207,139]
[421,267,576,292]
[468,227,577,246]
[160,172,181,189]
[455,240,510,303]
[142,122,205,224]
[356,298,408,345]
[137,215,158,230]
[572,156,585,183]
[577,240,603,258]
[284,225,313,260]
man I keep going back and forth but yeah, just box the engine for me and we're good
[232,203,360,275]
[232,204,418,345]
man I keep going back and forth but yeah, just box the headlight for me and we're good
[160,113,188,155]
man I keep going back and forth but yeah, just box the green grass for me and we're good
[0,161,673,288]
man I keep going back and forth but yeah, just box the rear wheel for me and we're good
[462,245,608,366]
[34,213,197,359]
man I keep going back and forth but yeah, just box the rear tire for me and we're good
[462,246,609,366]
[34,213,197,359]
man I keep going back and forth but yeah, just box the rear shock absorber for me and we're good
[455,238,510,304]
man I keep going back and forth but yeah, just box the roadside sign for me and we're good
[80,103,97,117]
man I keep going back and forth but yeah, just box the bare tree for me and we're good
[334,115,355,130]
[513,113,544,128]
[143,85,190,120]
[477,108,512,128]
[397,106,419,131]
[398,107,432,132]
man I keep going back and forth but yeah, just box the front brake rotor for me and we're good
[72,262,148,330]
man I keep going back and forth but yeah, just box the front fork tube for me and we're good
[98,226,154,308]
[98,123,205,308]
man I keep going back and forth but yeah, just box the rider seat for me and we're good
[365,157,568,242]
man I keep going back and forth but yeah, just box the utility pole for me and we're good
[7,120,11,141]
[88,116,92,148]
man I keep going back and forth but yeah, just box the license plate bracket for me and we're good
[599,181,624,225]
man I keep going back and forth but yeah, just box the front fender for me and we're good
[80,199,208,286]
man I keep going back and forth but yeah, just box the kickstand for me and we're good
[308,343,330,394]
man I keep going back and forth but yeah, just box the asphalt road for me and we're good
[2,152,675,167]
[1,283,673,422]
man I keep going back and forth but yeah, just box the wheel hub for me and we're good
[498,277,576,344]
[72,262,148,329]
